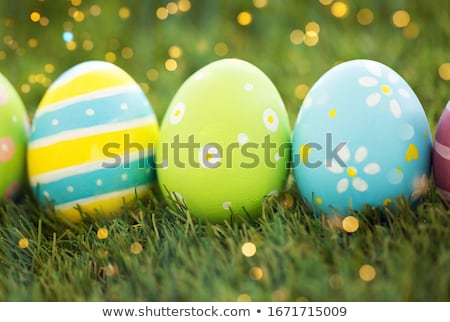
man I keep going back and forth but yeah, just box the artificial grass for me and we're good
[0,175,448,302]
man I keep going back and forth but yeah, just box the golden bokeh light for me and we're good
[237,293,252,302]
[167,2,178,15]
[357,8,374,25]
[329,274,344,289]
[249,266,264,280]
[342,215,359,233]
[304,33,319,46]
[140,82,150,93]
[319,0,333,5]
[331,1,349,18]
[65,41,77,50]
[403,22,420,39]
[237,11,253,26]
[83,39,94,51]
[178,0,192,12]
[290,29,304,45]
[165,58,178,71]
[146,68,159,81]
[71,0,82,6]
[39,16,49,26]
[169,45,183,58]
[439,63,450,80]
[121,47,134,59]
[73,10,85,22]
[156,7,169,20]
[0,51,7,60]
[28,38,38,48]
[97,228,109,240]
[305,21,320,34]
[118,7,131,19]
[295,84,309,100]
[359,264,376,282]
[241,242,257,257]
[253,0,268,8]
[90,5,102,16]
[130,242,143,254]
[392,10,410,28]
[18,238,29,249]
[214,42,229,56]
[30,12,41,22]
[105,51,117,63]
[44,64,55,73]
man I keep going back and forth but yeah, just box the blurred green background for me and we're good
[1,0,449,133]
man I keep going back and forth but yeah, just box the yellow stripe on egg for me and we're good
[39,69,137,107]
[28,122,159,177]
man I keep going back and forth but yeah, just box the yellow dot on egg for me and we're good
[423,131,428,138]
[381,84,392,95]
[300,144,312,164]
[18,238,29,249]
[174,109,181,117]
[347,167,358,178]
[316,197,323,205]
[267,115,274,124]
[329,109,337,118]
[97,227,108,240]
[206,153,213,161]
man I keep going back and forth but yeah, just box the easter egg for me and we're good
[432,100,450,201]
[292,59,432,215]
[28,61,159,223]
[155,58,291,223]
[0,73,29,202]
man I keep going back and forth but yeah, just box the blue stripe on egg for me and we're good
[30,89,154,141]
[32,156,155,206]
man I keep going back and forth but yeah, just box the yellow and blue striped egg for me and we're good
[27,61,159,223]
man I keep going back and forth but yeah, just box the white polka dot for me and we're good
[337,178,349,193]
[244,83,254,91]
[120,103,129,110]
[222,201,232,210]
[358,76,378,87]
[86,108,95,116]
[352,177,368,192]
[390,99,402,118]
[43,191,50,198]
[263,108,279,132]
[398,88,410,99]
[388,73,399,84]
[366,61,382,77]
[96,179,103,186]
[364,163,381,175]
[170,102,186,125]
[274,152,280,161]
[387,168,403,184]
[12,115,17,123]
[121,174,128,181]
[1,143,8,152]
[199,144,221,168]
[51,119,59,126]
[303,96,313,108]
[237,133,248,145]
[194,72,204,80]
[355,146,368,163]
[399,123,414,141]
[67,186,74,193]
[366,93,381,107]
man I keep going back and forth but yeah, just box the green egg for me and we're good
[0,73,29,203]
[156,59,291,223]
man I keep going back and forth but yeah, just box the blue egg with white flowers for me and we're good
[292,59,432,215]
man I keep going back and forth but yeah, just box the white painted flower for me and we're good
[358,61,410,119]
[169,102,186,124]
[263,108,279,132]
[199,144,221,168]
[328,145,380,193]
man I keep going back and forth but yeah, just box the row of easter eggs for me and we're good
[0,59,448,223]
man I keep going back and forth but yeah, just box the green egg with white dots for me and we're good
[156,58,291,223]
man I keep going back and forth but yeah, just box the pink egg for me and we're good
[433,100,450,201]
